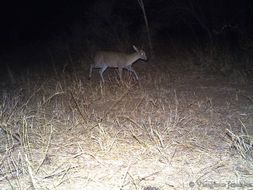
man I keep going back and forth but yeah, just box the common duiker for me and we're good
[89,45,147,82]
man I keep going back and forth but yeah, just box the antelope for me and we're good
[89,45,147,82]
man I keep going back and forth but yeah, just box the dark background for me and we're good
[0,0,252,70]
[1,0,252,46]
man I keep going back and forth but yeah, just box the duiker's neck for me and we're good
[127,52,140,64]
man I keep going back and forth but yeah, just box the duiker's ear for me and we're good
[133,45,139,52]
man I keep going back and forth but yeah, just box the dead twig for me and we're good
[0,123,21,145]
[70,91,88,124]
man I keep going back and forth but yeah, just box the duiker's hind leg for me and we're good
[99,65,108,83]
[89,64,94,80]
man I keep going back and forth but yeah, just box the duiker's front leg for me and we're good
[126,66,139,80]
[118,67,123,81]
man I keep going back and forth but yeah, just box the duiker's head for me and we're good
[133,45,147,61]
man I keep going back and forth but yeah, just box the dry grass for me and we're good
[0,52,253,190]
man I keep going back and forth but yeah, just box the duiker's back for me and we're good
[94,51,136,68]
